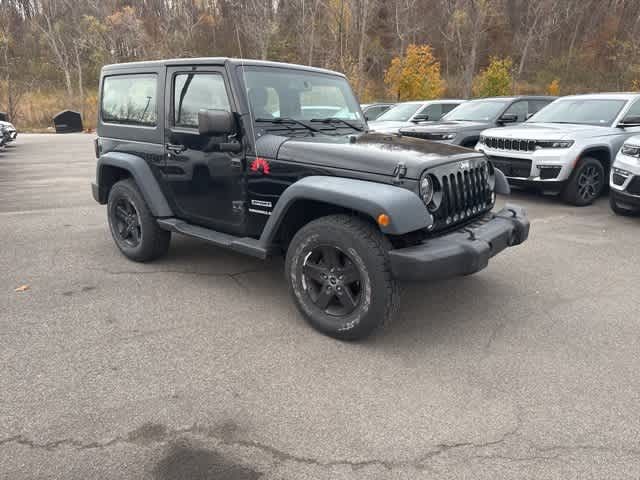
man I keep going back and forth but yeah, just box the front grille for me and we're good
[488,156,532,178]
[627,177,640,195]
[429,159,494,231]
[485,137,536,152]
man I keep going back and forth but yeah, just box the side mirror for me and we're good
[618,115,640,127]
[412,114,430,122]
[198,109,236,136]
[499,113,519,124]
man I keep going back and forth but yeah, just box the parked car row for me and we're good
[0,120,18,148]
[364,93,640,210]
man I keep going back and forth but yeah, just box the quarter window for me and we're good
[102,74,158,126]
[174,73,231,128]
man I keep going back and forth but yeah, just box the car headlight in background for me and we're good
[427,132,456,140]
[419,173,435,206]
[621,144,640,157]
[535,140,574,149]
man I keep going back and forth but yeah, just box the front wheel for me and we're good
[561,157,605,206]
[285,215,399,341]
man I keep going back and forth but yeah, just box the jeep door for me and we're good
[163,66,245,234]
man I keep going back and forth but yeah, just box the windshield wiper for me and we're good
[310,117,365,131]
[255,117,323,134]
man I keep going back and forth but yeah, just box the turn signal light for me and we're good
[377,213,390,227]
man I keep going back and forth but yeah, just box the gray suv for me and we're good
[400,96,555,148]
[477,93,640,205]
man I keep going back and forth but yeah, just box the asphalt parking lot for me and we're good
[1,133,640,479]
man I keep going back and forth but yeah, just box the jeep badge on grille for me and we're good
[459,160,470,170]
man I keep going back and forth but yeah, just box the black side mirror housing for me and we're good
[618,115,640,127]
[412,114,430,122]
[198,109,236,136]
[499,113,519,124]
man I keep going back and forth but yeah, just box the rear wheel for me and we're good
[107,178,171,262]
[561,157,605,206]
[285,214,399,341]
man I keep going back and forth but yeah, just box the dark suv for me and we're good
[92,58,530,340]
[399,96,556,148]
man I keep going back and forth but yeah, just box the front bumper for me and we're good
[389,204,529,281]
[611,189,640,208]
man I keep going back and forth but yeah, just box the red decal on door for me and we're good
[250,157,271,175]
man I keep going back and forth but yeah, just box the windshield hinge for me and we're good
[392,162,407,184]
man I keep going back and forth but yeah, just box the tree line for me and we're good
[1,0,640,129]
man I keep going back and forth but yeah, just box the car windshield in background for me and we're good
[375,103,422,122]
[241,67,363,125]
[442,100,508,122]
[527,99,627,126]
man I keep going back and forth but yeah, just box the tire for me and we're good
[107,178,171,262]
[561,157,605,206]
[609,194,639,216]
[285,214,399,341]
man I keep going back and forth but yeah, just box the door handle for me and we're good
[166,143,186,154]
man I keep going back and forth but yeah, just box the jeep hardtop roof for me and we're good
[101,57,345,78]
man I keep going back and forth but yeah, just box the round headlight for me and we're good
[420,174,434,205]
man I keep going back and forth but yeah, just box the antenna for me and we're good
[235,26,259,155]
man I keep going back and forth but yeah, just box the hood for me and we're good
[0,121,15,129]
[273,132,482,179]
[482,122,619,140]
[401,120,492,134]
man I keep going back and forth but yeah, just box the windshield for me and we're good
[442,100,508,122]
[527,99,627,126]
[241,66,363,126]
[375,103,423,122]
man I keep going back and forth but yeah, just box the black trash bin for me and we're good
[53,110,83,133]
[0,112,7,122]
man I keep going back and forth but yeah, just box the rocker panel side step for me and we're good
[157,218,268,259]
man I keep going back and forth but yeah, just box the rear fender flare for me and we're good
[97,152,173,217]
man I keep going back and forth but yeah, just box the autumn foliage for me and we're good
[473,57,513,97]
[384,44,445,101]
[547,79,561,96]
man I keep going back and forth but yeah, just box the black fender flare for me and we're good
[96,152,173,217]
[258,176,433,246]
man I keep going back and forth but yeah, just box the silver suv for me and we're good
[476,93,640,205]
[610,136,640,215]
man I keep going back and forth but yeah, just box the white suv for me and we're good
[610,137,640,215]
[476,93,640,205]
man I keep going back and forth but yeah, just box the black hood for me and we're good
[400,120,494,134]
[271,132,483,179]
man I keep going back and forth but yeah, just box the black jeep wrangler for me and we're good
[92,58,529,340]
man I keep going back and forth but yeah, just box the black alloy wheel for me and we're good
[576,164,602,202]
[113,197,142,248]
[301,245,363,317]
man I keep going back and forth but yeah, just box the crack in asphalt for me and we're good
[3,417,638,472]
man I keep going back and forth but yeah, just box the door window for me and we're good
[503,101,529,122]
[442,103,459,115]
[624,99,640,118]
[174,73,231,128]
[415,104,442,121]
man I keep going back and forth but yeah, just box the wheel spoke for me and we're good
[303,263,328,283]
[130,225,140,243]
[115,205,128,220]
[314,287,333,309]
[321,247,341,269]
[340,263,360,284]
[337,288,357,310]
